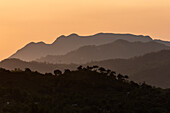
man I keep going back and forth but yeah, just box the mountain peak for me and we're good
[27,41,46,46]
[68,33,79,37]
[56,35,66,40]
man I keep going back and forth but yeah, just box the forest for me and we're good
[0,66,170,113]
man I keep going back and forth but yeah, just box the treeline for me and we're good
[0,66,170,113]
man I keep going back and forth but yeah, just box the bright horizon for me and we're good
[0,0,170,60]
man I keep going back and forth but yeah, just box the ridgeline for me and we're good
[0,66,169,113]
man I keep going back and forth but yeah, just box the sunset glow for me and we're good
[0,0,170,60]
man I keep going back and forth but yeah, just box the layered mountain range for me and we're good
[10,33,154,61]
[36,39,170,64]
[1,33,170,88]
[1,50,170,88]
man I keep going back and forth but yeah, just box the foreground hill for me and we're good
[9,33,152,61]
[0,67,170,113]
[87,50,170,88]
[36,40,170,64]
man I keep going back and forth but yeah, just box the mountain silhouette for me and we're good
[154,39,170,46]
[0,58,77,73]
[36,40,170,64]
[9,33,152,61]
[86,50,170,88]
[1,50,170,88]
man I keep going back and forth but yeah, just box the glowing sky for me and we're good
[0,0,170,60]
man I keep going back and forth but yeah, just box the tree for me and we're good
[92,65,99,69]
[0,68,8,73]
[117,74,124,81]
[64,69,71,74]
[77,65,83,70]
[54,70,62,76]
[91,65,99,71]
[86,66,93,71]
[13,68,22,72]
[25,68,32,73]
[98,67,106,73]
[110,71,116,79]
[45,73,53,76]
[106,69,111,75]
[124,75,129,79]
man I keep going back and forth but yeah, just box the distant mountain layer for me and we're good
[36,40,170,64]
[1,50,170,88]
[9,33,153,61]
[0,59,77,73]
[154,39,170,46]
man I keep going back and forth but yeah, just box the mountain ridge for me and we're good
[36,39,170,64]
[9,33,153,61]
[1,50,170,88]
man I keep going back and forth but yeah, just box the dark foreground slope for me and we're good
[0,67,170,113]
[87,50,170,88]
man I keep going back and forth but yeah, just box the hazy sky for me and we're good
[0,0,170,60]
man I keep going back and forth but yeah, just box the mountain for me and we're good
[9,33,152,61]
[154,39,170,46]
[86,50,170,88]
[1,50,170,88]
[0,58,77,73]
[36,40,170,64]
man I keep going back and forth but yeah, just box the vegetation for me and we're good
[0,66,170,113]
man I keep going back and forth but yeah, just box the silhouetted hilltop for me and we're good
[0,66,170,112]
[36,40,170,64]
[86,50,170,88]
[9,33,152,61]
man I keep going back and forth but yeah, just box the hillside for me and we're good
[1,50,170,88]
[86,50,170,88]
[9,33,152,61]
[0,67,170,113]
[36,40,170,64]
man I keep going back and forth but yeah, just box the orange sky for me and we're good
[0,0,170,60]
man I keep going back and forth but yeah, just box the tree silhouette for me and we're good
[98,67,106,73]
[92,65,99,69]
[64,69,71,74]
[86,66,93,71]
[54,69,62,76]
[124,75,129,79]
[110,71,116,79]
[77,65,83,70]
[117,74,124,81]
[45,73,53,76]
[0,68,8,72]
[25,68,32,73]
[106,69,111,75]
